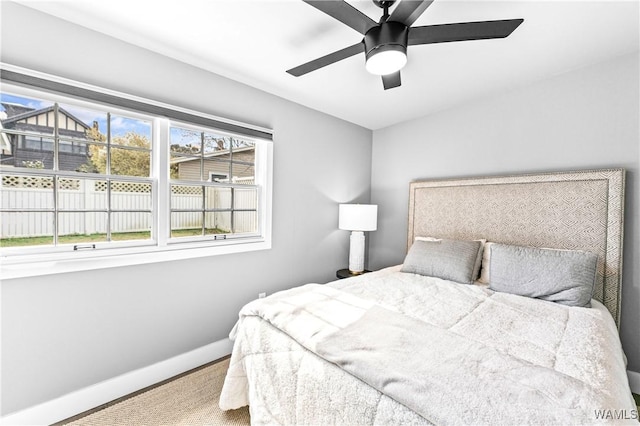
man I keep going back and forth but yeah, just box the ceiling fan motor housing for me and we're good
[364,21,409,62]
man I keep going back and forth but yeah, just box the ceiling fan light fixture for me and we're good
[364,21,409,76]
[365,46,407,75]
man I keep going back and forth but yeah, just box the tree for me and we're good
[87,131,151,177]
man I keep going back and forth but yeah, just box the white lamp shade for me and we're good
[339,204,378,231]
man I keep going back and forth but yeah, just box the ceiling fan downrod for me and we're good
[373,0,396,23]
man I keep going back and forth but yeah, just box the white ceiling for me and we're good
[16,0,640,130]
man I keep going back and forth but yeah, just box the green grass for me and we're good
[0,231,151,247]
[171,228,229,238]
[0,228,230,247]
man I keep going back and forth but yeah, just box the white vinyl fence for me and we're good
[1,176,257,239]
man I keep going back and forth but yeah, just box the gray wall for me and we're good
[369,52,640,372]
[0,3,372,415]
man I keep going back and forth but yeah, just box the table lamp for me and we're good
[339,204,378,274]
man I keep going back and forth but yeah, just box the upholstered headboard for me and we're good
[407,169,625,327]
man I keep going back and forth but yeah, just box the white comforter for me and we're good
[219,266,637,425]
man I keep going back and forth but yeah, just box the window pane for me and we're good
[171,212,202,237]
[205,186,231,210]
[0,93,55,138]
[59,141,105,173]
[233,142,255,160]
[58,178,106,210]
[58,212,108,243]
[205,211,231,234]
[234,187,257,210]
[231,164,255,184]
[111,212,152,240]
[111,146,151,177]
[110,116,152,142]
[58,141,103,173]
[0,212,54,247]
[170,127,201,154]
[203,159,230,182]
[233,211,257,234]
[171,153,201,181]
[110,181,152,211]
[54,102,104,175]
[9,135,55,170]
[1,175,54,209]
[171,185,202,209]
[58,103,107,140]
[203,133,229,155]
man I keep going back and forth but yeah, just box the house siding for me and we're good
[176,150,255,182]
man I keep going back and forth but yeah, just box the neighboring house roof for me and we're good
[1,103,91,131]
[1,102,34,117]
[170,145,255,165]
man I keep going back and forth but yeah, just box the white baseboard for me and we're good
[629,370,640,395]
[0,338,233,426]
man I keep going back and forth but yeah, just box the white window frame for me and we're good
[0,64,273,279]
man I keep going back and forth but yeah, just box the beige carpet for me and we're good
[62,358,249,426]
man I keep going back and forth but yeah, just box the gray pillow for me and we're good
[401,238,483,284]
[489,243,598,307]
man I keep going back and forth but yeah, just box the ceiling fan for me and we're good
[286,0,523,90]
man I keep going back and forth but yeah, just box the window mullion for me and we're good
[200,132,205,182]
[53,103,60,171]
[106,112,111,175]
[201,132,205,236]
[156,118,170,247]
[53,103,60,246]
[53,174,59,246]
[106,178,112,242]
[201,209,206,237]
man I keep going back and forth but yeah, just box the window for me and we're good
[169,125,258,239]
[209,173,228,182]
[0,66,273,275]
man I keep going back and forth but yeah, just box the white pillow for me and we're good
[414,236,486,281]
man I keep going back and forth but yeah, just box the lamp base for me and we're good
[337,268,371,279]
[348,231,366,273]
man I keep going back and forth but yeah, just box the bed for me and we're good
[219,168,637,425]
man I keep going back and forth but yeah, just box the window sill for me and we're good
[0,238,271,280]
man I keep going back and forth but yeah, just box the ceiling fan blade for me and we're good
[408,19,524,45]
[382,71,401,90]
[388,0,435,27]
[287,42,365,77]
[303,0,378,35]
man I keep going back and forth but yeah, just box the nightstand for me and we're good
[336,269,371,279]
